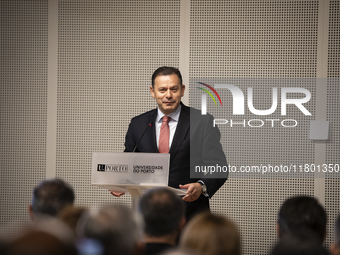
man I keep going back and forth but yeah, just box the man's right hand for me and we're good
[110,190,125,197]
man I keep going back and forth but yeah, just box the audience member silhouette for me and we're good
[180,211,240,255]
[77,204,141,255]
[29,178,75,221]
[270,230,329,255]
[139,187,186,255]
[161,247,202,255]
[6,181,335,255]
[277,195,327,244]
[4,219,77,255]
[58,205,87,236]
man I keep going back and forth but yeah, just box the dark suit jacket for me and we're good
[124,103,228,219]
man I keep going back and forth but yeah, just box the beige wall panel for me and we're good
[0,0,48,237]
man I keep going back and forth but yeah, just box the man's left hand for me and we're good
[179,183,202,202]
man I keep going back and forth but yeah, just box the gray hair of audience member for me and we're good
[77,204,141,255]
[180,211,241,255]
[277,196,327,243]
[270,231,329,255]
[139,187,186,236]
[30,178,75,217]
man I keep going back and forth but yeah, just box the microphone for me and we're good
[133,122,154,152]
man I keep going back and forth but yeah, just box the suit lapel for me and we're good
[169,103,190,161]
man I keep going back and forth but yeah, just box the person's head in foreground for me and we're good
[4,218,76,255]
[161,247,203,255]
[277,195,327,244]
[58,205,88,236]
[77,204,141,255]
[270,230,329,255]
[180,211,241,255]
[29,178,75,221]
[139,187,186,246]
[331,214,340,255]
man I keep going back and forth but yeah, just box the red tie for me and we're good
[159,116,170,153]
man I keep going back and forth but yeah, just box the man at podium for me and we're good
[111,66,228,220]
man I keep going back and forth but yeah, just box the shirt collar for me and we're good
[156,104,181,123]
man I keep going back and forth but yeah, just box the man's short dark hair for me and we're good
[151,66,183,88]
[278,196,326,243]
[31,178,75,217]
[271,231,328,255]
[139,187,185,236]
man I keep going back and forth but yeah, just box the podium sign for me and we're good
[91,152,187,197]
